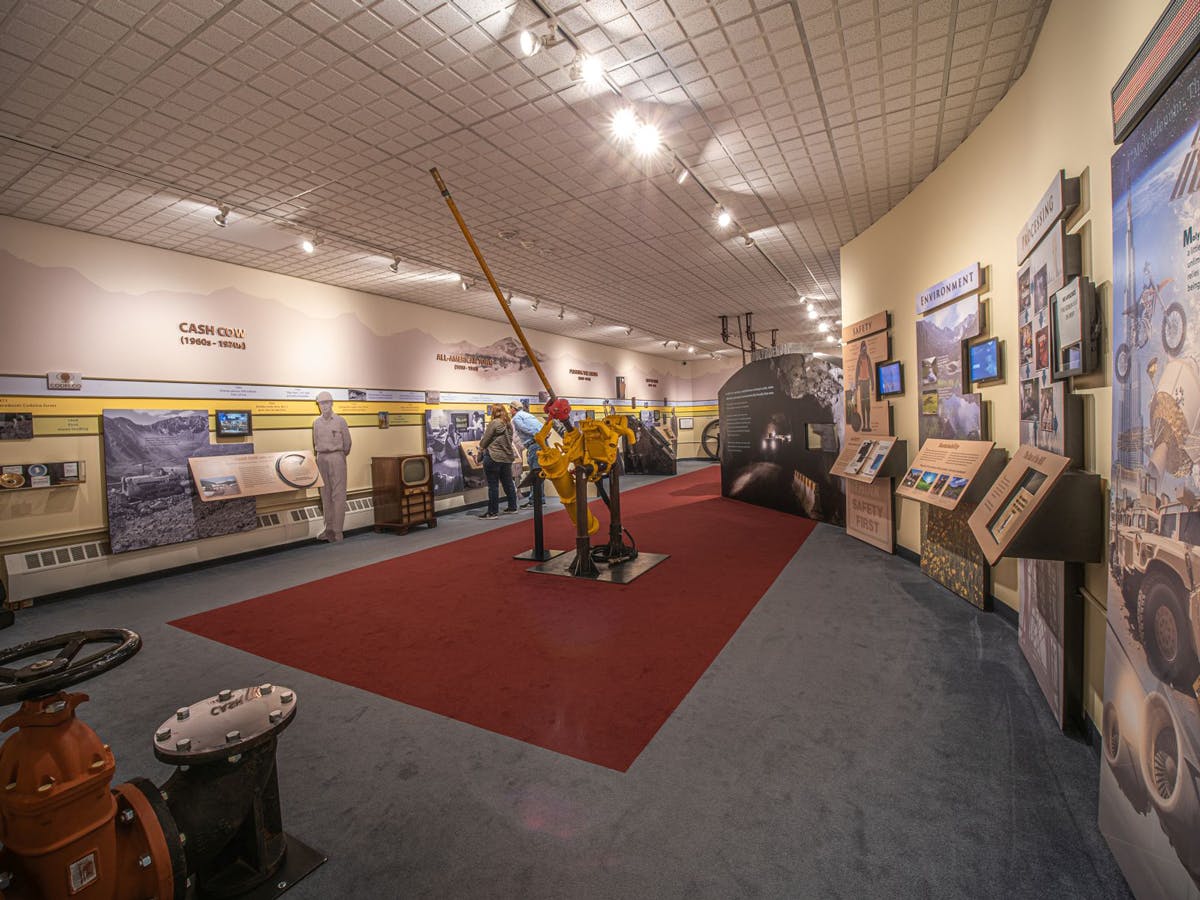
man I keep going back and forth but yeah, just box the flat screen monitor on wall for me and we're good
[876,360,903,399]
[215,410,252,437]
[968,338,1002,384]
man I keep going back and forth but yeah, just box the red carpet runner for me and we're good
[172,466,816,770]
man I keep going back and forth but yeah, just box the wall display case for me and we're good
[0,461,85,490]
[371,454,436,534]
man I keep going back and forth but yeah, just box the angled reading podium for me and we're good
[895,439,1006,510]
[967,446,1103,566]
[830,435,908,483]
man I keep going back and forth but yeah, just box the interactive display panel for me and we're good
[215,409,252,437]
[876,361,903,399]
[968,338,1002,384]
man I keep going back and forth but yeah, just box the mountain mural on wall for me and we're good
[0,249,716,399]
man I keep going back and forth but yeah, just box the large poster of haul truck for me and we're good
[1103,47,1200,899]
[101,409,257,553]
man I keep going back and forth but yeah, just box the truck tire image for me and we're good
[1140,692,1200,882]
[1103,701,1150,814]
[1137,571,1200,690]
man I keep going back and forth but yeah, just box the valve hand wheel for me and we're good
[0,628,141,705]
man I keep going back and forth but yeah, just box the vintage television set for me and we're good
[876,360,904,399]
[371,453,436,534]
[967,338,1003,385]
[215,410,252,437]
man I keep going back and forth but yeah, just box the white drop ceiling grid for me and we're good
[0,0,1049,357]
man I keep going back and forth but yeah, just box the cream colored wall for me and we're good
[840,0,1166,726]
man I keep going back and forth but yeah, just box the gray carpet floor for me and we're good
[3,463,1130,898]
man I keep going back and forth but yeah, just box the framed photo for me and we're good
[678,417,694,429]
[0,413,33,440]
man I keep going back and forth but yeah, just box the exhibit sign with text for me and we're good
[188,450,323,501]
[830,434,896,483]
[845,479,894,554]
[1102,44,1200,897]
[895,439,995,510]
[101,409,258,553]
[718,353,845,524]
[1016,170,1080,264]
[915,263,982,316]
[968,445,1069,566]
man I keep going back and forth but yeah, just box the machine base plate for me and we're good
[528,552,669,584]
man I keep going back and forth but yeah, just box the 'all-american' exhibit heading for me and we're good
[915,263,982,316]
[1016,170,1080,264]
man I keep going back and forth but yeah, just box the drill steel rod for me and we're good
[430,167,557,400]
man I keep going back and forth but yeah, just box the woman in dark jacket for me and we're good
[478,403,518,518]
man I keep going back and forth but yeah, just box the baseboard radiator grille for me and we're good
[5,498,375,605]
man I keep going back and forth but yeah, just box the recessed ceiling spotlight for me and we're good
[389,256,400,273]
[676,166,690,185]
[633,122,660,156]
[826,334,835,344]
[611,107,638,140]
[818,321,830,333]
[300,237,316,254]
[213,205,230,227]
[715,207,732,229]
[807,306,818,320]
[688,346,695,353]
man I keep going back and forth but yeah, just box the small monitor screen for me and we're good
[876,361,903,397]
[215,410,252,437]
[969,339,1001,383]
[401,456,429,486]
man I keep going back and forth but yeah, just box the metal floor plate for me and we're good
[527,552,669,584]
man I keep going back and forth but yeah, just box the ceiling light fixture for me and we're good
[826,334,835,344]
[389,256,400,273]
[558,306,565,319]
[213,205,230,227]
[570,53,605,87]
[818,321,830,333]
[676,166,690,185]
[715,207,732,229]
[611,107,638,141]
[633,122,660,156]
[710,352,718,359]
[807,306,818,320]
[519,19,562,57]
[662,340,669,348]
[688,346,695,354]
[461,276,476,291]
[741,232,754,247]
[531,298,540,311]
[300,236,316,254]
[625,326,633,336]
[587,314,596,326]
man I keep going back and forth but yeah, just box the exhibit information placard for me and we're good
[895,438,995,509]
[845,478,894,553]
[830,433,896,483]
[188,450,323,501]
[967,445,1070,565]
[915,263,981,316]
[842,311,889,342]
[1016,170,1080,264]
